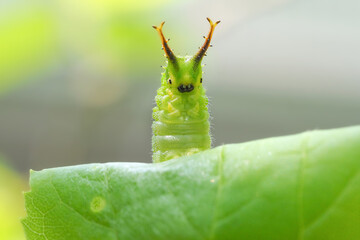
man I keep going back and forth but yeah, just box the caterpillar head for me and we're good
[153,18,220,94]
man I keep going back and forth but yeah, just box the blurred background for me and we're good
[0,0,359,238]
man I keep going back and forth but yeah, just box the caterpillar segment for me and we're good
[152,18,220,163]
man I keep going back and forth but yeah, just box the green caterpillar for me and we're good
[152,18,220,163]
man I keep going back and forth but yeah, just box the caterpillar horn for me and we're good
[153,22,178,67]
[192,18,220,68]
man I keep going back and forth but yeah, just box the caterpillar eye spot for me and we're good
[168,79,172,84]
[200,78,203,83]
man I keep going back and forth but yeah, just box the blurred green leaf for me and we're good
[67,0,168,15]
[22,126,360,239]
[0,8,57,94]
[106,18,162,72]
[0,160,26,240]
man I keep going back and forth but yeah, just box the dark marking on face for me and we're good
[200,78,203,83]
[178,84,194,93]
[168,79,172,84]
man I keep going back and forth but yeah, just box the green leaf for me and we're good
[0,8,57,94]
[22,126,360,240]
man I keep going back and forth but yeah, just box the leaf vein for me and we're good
[305,171,359,233]
[159,168,205,240]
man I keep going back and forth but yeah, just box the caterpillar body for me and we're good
[152,18,220,163]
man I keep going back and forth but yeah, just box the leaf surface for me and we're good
[22,126,360,240]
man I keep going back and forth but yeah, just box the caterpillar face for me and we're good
[164,56,202,95]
